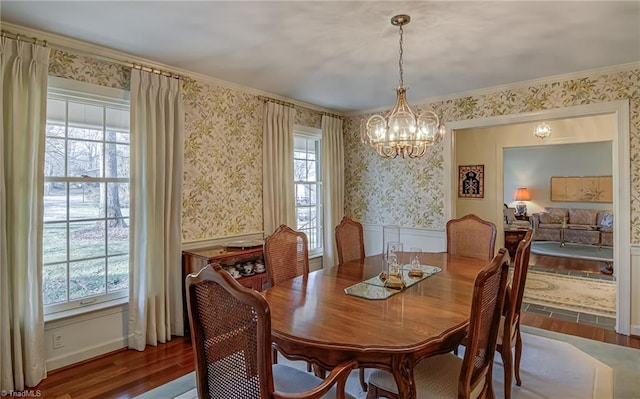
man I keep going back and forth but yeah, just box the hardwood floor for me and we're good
[34,337,194,399]
[33,313,639,399]
[29,251,632,398]
[529,253,606,275]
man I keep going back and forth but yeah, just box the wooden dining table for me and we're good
[260,252,491,399]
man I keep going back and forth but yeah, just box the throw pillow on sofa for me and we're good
[539,212,563,224]
[600,213,614,228]
[569,209,598,225]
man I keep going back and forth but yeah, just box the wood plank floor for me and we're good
[32,252,633,398]
[529,252,606,275]
[33,313,640,399]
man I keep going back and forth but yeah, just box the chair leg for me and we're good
[272,346,278,364]
[366,382,398,399]
[514,327,523,386]
[359,367,367,391]
[500,343,513,399]
[365,383,378,399]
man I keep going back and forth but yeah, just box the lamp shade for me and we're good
[514,187,531,201]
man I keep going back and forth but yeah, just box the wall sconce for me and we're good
[514,187,531,216]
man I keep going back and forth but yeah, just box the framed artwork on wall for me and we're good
[550,176,613,203]
[458,165,484,198]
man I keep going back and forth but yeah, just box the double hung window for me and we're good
[43,78,130,316]
[294,127,323,255]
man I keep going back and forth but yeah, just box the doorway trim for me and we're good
[443,100,630,335]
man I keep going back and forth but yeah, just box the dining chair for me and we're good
[366,248,511,399]
[264,224,310,288]
[334,217,368,390]
[263,224,310,368]
[335,216,365,265]
[498,228,533,399]
[446,213,497,260]
[186,264,357,399]
[455,229,533,398]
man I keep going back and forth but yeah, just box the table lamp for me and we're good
[514,187,531,216]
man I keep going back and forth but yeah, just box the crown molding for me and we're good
[346,61,640,117]
[2,22,344,116]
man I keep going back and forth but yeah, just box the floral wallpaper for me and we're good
[345,68,640,242]
[48,49,640,243]
[49,50,130,89]
[48,50,322,242]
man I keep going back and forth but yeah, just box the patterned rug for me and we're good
[523,270,616,317]
[134,327,621,399]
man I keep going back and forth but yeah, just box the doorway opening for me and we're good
[443,100,630,335]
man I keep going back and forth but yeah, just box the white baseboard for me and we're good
[46,336,128,371]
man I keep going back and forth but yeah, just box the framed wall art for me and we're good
[458,165,484,198]
[550,176,613,203]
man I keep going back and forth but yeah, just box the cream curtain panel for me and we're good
[128,69,184,351]
[0,37,50,390]
[262,102,296,235]
[321,115,344,267]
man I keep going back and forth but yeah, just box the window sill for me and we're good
[44,297,129,323]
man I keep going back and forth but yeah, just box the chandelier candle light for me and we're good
[363,14,444,158]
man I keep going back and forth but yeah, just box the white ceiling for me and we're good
[2,1,639,113]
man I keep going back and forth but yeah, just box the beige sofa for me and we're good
[531,207,613,247]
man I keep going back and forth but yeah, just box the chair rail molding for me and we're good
[182,231,265,251]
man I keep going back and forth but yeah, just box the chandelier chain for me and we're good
[398,24,404,87]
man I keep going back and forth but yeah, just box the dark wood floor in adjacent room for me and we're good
[529,253,605,275]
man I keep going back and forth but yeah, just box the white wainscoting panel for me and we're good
[630,244,640,337]
[362,224,446,256]
[45,304,128,370]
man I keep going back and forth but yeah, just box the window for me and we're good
[43,78,130,315]
[294,127,322,255]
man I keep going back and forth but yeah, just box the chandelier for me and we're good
[363,14,444,159]
[533,122,551,139]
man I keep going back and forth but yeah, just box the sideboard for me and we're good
[182,244,267,333]
[182,245,267,290]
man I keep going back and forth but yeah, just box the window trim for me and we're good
[43,77,130,317]
[293,125,323,257]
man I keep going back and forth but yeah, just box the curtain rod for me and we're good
[1,29,181,80]
[131,63,181,80]
[258,95,344,120]
[1,30,48,47]
[2,27,343,116]
[258,95,295,108]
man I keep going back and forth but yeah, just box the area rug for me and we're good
[531,241,613,262]
[524,270,616,317]
[134,326,628,399]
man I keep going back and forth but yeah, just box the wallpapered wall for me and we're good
[49,50,321,242]
[48,50,640,242]
[345,68,640,242]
